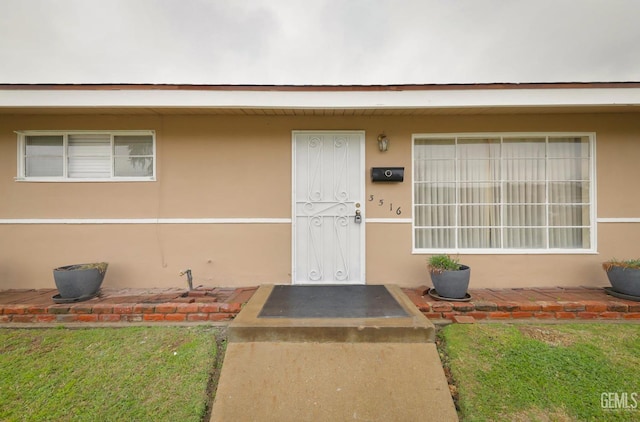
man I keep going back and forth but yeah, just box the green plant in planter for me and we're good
[57,262,108,274]
[427,254,470,300]
[602,258,640,299]
[53,262,109,302]
[427,254,462,274]
[602,258,640,271]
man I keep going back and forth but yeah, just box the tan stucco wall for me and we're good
[0,224,291,289]
[1,112,639,289]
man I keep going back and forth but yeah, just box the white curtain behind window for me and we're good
[457,138,501,248]
[503,137,546,248]
[414,138,456,248]
[548,137,591,248]
[413,135,591,250]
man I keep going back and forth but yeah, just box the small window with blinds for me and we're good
[412,133,594,253]
[17,131,155,181]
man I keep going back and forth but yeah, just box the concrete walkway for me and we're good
[213,342,456,421]
[210,285,458,422]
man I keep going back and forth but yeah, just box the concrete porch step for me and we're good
[228,284,435,343]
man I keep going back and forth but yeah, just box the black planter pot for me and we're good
[429,265,471,299]
[53,262,108,301]
[605,266,640,297]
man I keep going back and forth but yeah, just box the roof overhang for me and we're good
[1,83,640,115]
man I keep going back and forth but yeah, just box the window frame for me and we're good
[16,130,156,182]
[411,132,597,255]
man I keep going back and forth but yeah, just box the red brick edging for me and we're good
[0,301,244,324]
[402,288,640,322]
[2,286,640,324]
[0,287,256,324]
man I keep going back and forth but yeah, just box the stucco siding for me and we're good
[1,112,639,289]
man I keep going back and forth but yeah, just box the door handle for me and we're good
[354,209,362,224]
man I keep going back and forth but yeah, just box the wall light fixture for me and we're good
[377,134,389,152]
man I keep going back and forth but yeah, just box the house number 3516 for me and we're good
[368,195,402,215]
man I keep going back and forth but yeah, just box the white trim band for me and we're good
[597,218,640,223]
[3,87,640,109]
[4,217,637,224]
[0,218,292,225]
[366,218,412,224]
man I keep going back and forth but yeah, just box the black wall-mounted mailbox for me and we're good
[371,167,404,182]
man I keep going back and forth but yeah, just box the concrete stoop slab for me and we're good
[229,284,436,343]
[210,342,458,422]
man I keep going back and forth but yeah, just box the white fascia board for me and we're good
[2,87,640,109]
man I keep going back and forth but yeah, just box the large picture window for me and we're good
[413,133,594,252]
[17,131,155,181]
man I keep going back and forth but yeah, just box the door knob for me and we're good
[354,209,362,224]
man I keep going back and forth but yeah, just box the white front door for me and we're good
[292,131,365,284]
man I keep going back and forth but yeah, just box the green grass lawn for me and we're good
[0,326,222,422]
[439,323,640,422]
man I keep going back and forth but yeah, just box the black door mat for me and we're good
[258,285,410,319]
